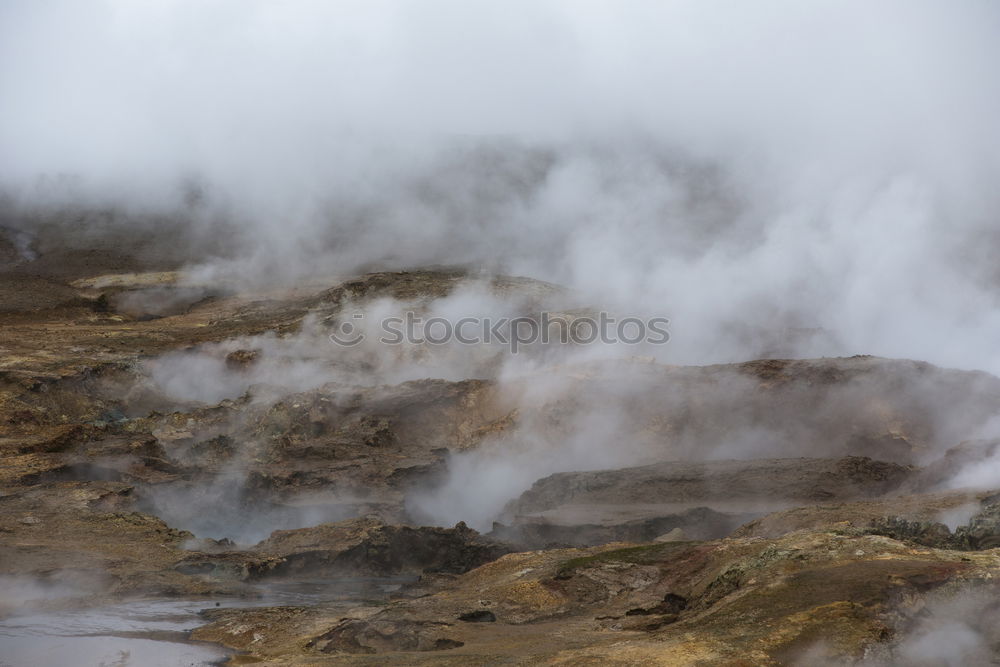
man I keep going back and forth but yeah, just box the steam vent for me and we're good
[3,2,1000,665]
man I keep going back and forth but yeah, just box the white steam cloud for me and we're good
[3,0,1000,372]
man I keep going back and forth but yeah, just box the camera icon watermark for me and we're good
[329,311,669,353]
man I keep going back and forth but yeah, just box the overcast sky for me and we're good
[3,1,997,186]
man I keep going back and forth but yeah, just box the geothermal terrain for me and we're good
[4,225,1000,666]
[3,1,999,665]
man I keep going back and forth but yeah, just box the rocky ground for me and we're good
[4,233,1000,665]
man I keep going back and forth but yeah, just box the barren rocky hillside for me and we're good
[4,242,1000,665]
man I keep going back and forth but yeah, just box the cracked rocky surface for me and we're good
[4,255,1000,665]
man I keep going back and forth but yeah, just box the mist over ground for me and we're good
[3,0,1000,371]
[4,4,1000,664]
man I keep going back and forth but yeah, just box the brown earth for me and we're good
[4,247,1000,664]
